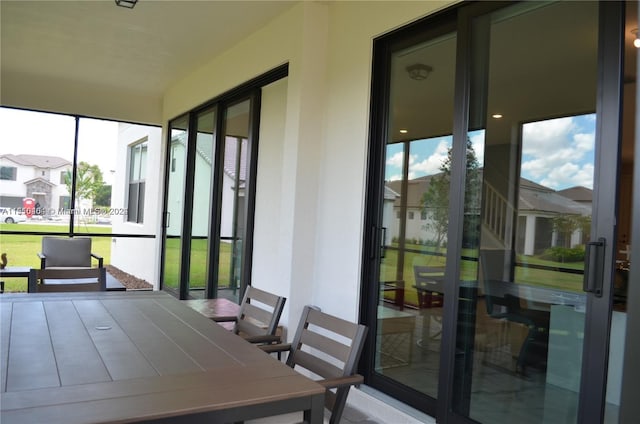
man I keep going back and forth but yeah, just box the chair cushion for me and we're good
[42,237,92,267]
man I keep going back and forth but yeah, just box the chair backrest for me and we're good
[28,268,107,293]
[234,286,286,339]
[287,305,368,424]
[479,249,516,316]
[42,237,92,267]
[413,265,445,292]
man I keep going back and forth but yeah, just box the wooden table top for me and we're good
[0,291,324,424]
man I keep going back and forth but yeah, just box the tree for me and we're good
[552,214,591,248]
[64,162,105,208]
[94,185,112,207]
[420,137,481,250]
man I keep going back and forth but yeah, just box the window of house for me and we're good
[0,166,17,181]
[408,211,414,220]
[127,141,147,223]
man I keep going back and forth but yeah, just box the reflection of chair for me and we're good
[413,266,445,308]
[212,285,286,345]
[381,279,405,310]
[38,237,103,269]
[261,306,368,424]
[480,250,549,374]
[28,268,107,292]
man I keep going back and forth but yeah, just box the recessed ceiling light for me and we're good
[492,114,503,119]
[399,129,408,134]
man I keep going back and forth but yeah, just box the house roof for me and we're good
[387,171,592,216]
[1,154,70,169]
[171,135,247,185]
[557,186,593,203]
[24,177,56,187]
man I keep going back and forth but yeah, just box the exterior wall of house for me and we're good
[0,157,71,211]
[0,159,32,198]
[162,0,452,328]
[111,123,163,287]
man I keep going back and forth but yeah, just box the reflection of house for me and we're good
[0,154,71,212]
[110,122,245,284]
[387,173,592,256]
[517,179,592,255]
[167,133,246,238]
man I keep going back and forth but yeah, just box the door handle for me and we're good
[380,227,387,259]
[164,211,170,228]
[583,237,605,297]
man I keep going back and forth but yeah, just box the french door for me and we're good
[362,2,628,423]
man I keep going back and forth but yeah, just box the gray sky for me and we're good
[0,107,119,184]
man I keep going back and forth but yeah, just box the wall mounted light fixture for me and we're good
[406,64,433,81]
[115,0,138,9]
[632,29,640,48]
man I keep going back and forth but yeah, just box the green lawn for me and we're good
[0,223,112,292]
[381,243,585,307]
[161,238,234,292]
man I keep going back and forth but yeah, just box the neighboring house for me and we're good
[517,179,592,255]
[386,172,592,256]
[167,132,247,239]
[0,154,72,214]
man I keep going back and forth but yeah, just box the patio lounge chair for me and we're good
[38,236,104,269]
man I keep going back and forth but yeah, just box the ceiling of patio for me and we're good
[0,0,296,120]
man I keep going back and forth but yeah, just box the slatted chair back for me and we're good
[234,285,286,341]
[286,305,368,424]
[28,268,107,293]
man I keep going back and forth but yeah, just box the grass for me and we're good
[0,223,112,292]
[2,226,584,297]
[381,243,585,307]
[159,238,234,292]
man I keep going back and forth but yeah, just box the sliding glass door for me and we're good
[363,2,626,423]
[161,66,286,301]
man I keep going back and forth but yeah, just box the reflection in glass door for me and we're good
[373,30,457,404]
[162,115,189,295]
[187,107,216,298]
[216,100,251,302]
[451,2,608,423]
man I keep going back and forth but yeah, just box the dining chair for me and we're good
[413,265,445,308]
[213,285,286,345]
[261,305,368,424]
[480,250,549,374]
[28,267,107,292]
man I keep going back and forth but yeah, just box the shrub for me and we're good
[541,246,585,263]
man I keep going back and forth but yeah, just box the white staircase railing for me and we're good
[482,182,514,250]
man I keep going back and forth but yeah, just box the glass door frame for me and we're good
[159,65,287,301]
[359,5,459,417]
[360,2,626,423]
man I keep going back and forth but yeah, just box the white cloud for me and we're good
[521,116,595,189]
[409,140,449,176]
[469,131,485,166]
[386,151,405,168]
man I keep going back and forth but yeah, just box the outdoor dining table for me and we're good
[0,291,325,424]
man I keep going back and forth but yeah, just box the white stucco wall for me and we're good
[162,1,450,331]
[111,123,163,287]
